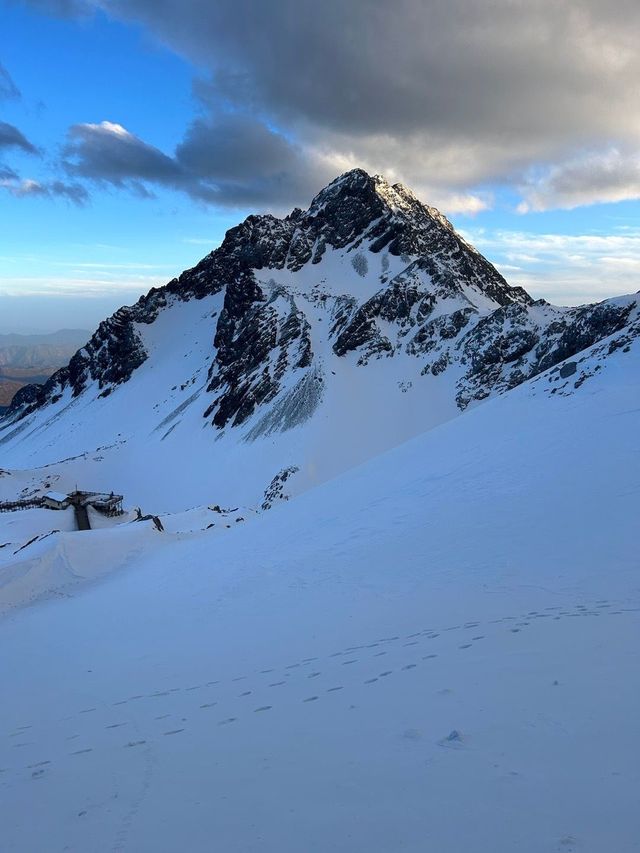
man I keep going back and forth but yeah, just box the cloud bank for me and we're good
[11,0,640,212]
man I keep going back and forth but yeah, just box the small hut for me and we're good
[42,491,70,510]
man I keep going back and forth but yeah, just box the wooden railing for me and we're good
[0,498,45,513]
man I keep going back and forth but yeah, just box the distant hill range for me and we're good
[0,329,90,410]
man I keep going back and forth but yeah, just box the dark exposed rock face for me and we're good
[7,291,168,420]
[261,465,300,510]
[454,298,637,408]
[204,277,312,429]
[5,168,639,432]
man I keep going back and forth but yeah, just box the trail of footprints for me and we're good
[2,599,637,780]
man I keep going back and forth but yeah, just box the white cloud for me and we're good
[0,275,158,298]
[463,227,640,305]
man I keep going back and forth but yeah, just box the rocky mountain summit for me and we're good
[7,169,532,424]
[2,169,639,509]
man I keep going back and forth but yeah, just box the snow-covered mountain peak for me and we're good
[308,168,414,217]
[303,168,472,261]
[2,170,640,515]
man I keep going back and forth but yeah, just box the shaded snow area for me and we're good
[0,341,638,852]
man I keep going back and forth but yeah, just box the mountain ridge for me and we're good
[1,169,639,512]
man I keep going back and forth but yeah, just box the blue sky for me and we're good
[2,1,640,332]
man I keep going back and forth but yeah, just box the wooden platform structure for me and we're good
[67,491,124,518]
[0,498,44,513]
[0,489,124,531]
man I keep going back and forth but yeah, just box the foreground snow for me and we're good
[0,341,639,852]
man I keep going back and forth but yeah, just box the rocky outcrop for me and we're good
[6,290,168,420]
[455,297,638,408]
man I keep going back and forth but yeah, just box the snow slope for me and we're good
[0,332,638,852]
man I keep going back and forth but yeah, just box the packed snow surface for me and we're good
[1,170,638,850]
[0,339,638,852]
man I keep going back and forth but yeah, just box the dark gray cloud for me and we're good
[93,2,640,184]
[175,114,334,205]
[18,0,640,210]
[0,175,89,204]
[64,120,180,184]
[48,179,90,204]
[62,115,335,209]
[11,0,92,17]
[0,164,19,180]
[0,120,38,154]
[0,62,21,101]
